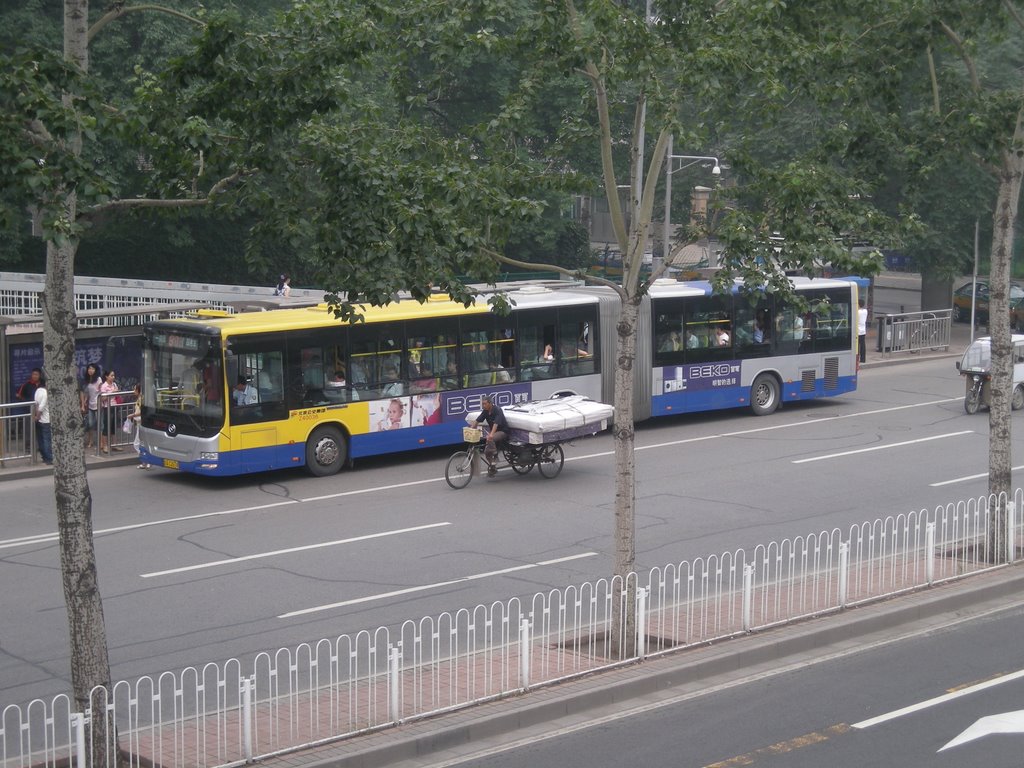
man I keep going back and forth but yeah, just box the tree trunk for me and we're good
[57,1,117,764]
[610,296,640,658]
[986,130,1024,560]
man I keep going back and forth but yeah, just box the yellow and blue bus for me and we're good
[138,277,857,477]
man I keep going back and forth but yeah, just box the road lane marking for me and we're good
[565,398,964,464]
[300,476,444,502]
[791,431,974,464]
[0,500,300,551]
[852,668,1024,729]
[931,464,1024,487]
[278,552,598,618]
[140,522,451,578]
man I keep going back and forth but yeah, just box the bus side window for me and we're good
[516,318,555,381]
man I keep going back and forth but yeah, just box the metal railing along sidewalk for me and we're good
[875,308,952,357]
[2,490,1020,768]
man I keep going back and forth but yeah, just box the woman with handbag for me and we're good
[131,385,149,469]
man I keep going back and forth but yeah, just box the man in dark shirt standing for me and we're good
[16,368,41,402]
[475,396,508,477]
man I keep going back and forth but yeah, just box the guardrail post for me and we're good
[741,564,754,631]
[519,618,531,689]
[838,542,850,608]
[388,645,401,724]
[72,711,87,768]
[925,522,935,586]
[635,587,648,659]
[1006,502,1016,564]
[241,675,254,762]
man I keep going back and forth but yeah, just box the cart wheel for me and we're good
[537,444,564,479]
[507,448,533,475]
[445,450,475,489]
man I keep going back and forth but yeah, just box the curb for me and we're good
[282,566,1024,768]
[0,454,138,482]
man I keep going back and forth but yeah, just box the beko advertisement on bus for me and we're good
[661,362,741,393]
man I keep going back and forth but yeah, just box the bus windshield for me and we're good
[143,329,224,435]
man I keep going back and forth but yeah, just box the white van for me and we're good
[956,334,1024,413]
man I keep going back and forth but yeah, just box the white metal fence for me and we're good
[3,491,1018,768]
[875,309,952,356]
[0,400,35,467]
[0,391,139,466]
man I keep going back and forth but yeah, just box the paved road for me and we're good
[2,355,1014,712]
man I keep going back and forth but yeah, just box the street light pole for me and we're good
[658,142,721,275]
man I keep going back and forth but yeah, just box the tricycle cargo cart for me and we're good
[444,396,613,490]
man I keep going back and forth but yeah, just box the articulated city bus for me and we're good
[138,277,857,477]
[138,288,602,476]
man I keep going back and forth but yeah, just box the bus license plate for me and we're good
[163,459,179,470]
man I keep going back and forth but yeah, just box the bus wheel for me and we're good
[305,426,347,477]
[750,374,780,416]
[1014,385,1024,411]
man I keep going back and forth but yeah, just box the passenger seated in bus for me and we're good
[440,358,460,390]
[686,329,700,349]
[411,362,439,393]
[489,360,513,384]
[714,325,731,347]
[380,364,404,397]
[753,316,766,343]
[325,368,360,401]
[660,331,683,352]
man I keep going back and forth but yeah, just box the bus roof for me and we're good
[645,276,856,298]
[147,287,599,338]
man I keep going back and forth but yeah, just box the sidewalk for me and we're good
[0,442,138,481]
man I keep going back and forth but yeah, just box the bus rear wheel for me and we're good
[750,374,780,416]
[306,426,347,477]
[1013,385,1024,411]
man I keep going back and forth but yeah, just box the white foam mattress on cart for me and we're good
[468,396,614,445]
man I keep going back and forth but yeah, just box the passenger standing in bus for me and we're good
[714,325,731,347]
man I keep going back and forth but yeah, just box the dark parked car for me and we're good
[952,281,1024,329]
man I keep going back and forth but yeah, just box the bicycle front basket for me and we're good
[462,426,482,443]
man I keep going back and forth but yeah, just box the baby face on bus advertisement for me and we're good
[373,397,410,431]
